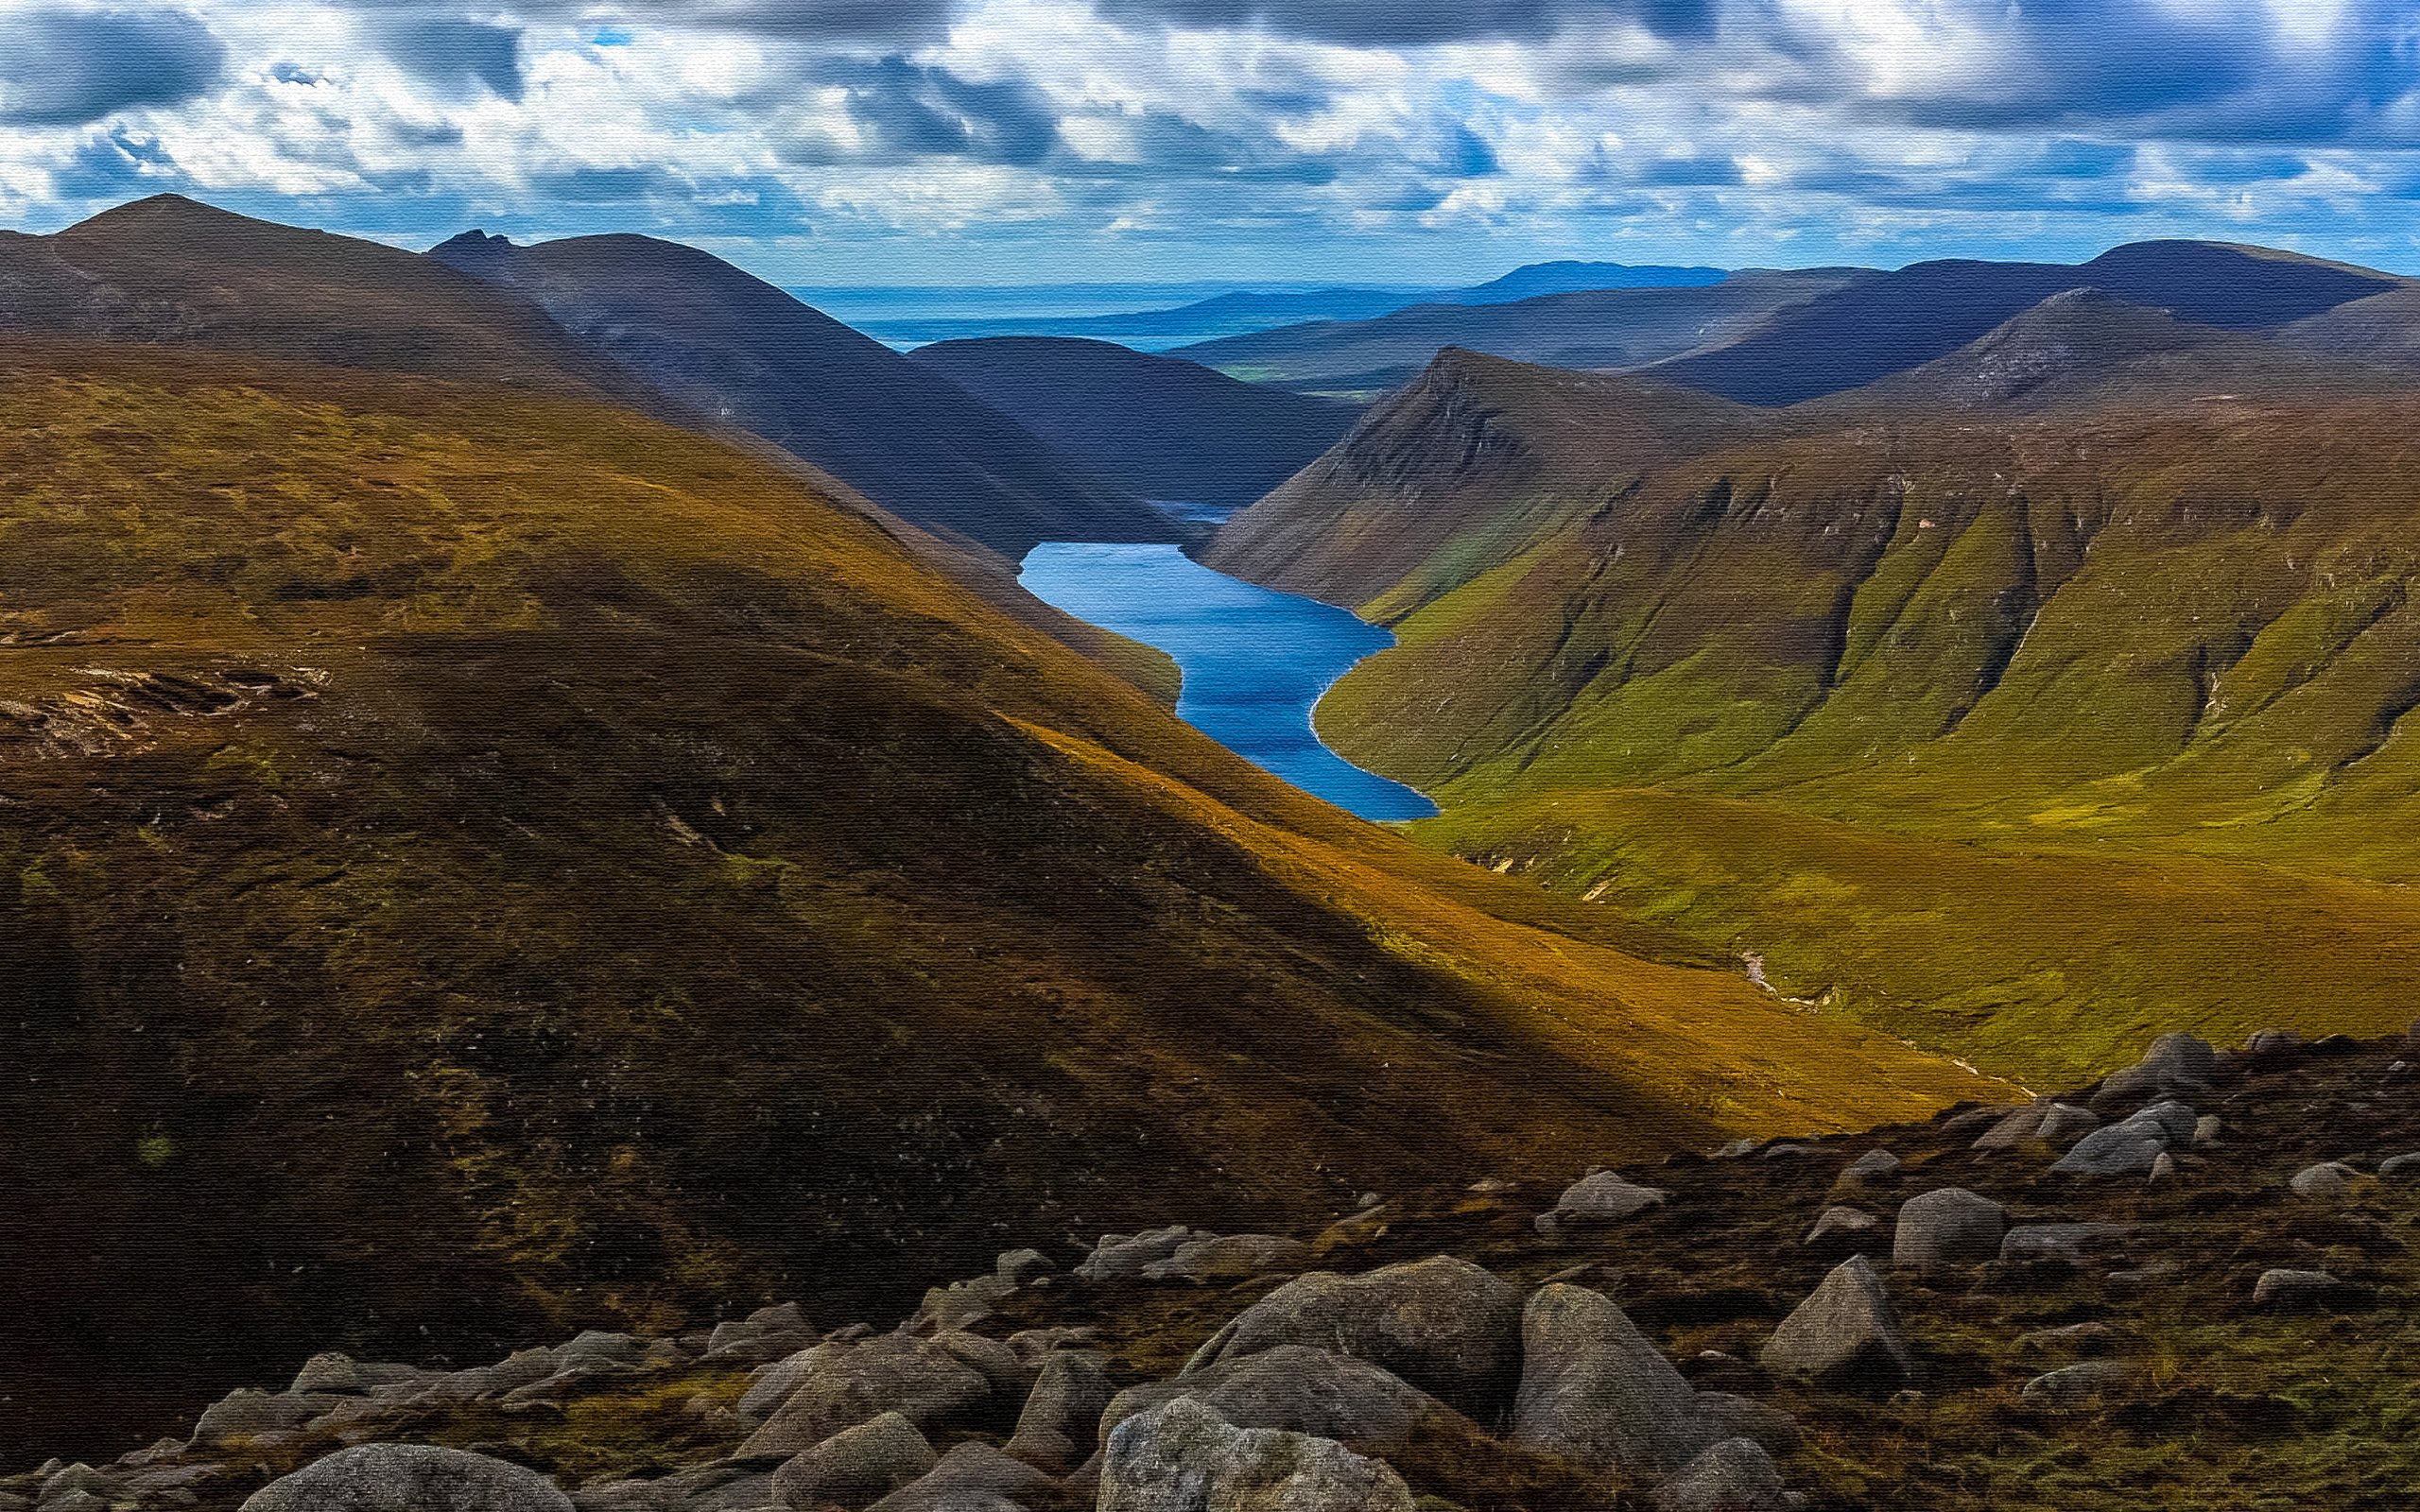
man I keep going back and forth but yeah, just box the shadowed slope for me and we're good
[908,336,1361,510]
[0,337,1995,1462]
[429,231,1171,554]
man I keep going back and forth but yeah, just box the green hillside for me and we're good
[1210,342,2420,1088]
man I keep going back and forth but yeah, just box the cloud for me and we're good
[0,7,227,126]
[800,58,1062,165]
[1096,0,1714,45]
[380,19,525,100]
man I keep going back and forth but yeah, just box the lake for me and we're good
[1019,542,1439,822]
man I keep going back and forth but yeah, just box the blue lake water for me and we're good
[1019,542,1439,822]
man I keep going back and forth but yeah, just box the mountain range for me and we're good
[0,198,2000,1463]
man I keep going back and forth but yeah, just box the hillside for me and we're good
[0,196,634,400]
[1653,241,2400,405]
[1208,343,2420,1087]
[14,1024,2418,1512]
[427,231,1170,554]
[0,335,1999,1464]
[1169,270,1867,396]
[908,337,1361,510]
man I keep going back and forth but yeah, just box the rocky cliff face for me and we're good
[16,1023,2418,1511]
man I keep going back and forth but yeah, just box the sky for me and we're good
[3,1,2420,286]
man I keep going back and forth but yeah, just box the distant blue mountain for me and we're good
[1450,261,1727,302]
[1655,240,2402,406]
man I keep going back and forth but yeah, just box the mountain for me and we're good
[427,230,1171,554]
[908,336,1362,510]
[1653,240,2401,405]
[0,314,2001,1460]
[0,195,633,399]
[1170,269,1868,396]
[1450,259,1728,301]
[16,1022,2411,1512]
[1207,339,2420,1091]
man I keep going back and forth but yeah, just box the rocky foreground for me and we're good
[12,1026,2420,1512]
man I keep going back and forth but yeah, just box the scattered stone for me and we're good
[240,1445,572,1512]
[1892,1189,2006,1267]
[1508,1284,1717,1477]
[2380,1152,2420,1179]
[2290,1161,2360,1199]
[2147,1152,2178,1186]
[2105,1261,2183,1287]
[770,1411,937,1510]
[2193,1116,2221,1147]
[1078,1228,1217,1281]
[1999,1224,2136,1264]
[2019,1360,2136,1408]
[2036,1106,2101,1147]
[1141,1235,1313,1282]
[1759,1257,1913,1390]
[1098,1398,1412,1512]
[1005,1351,1113,1473]
[867,1442,1058,1512]
[1800,1207,1883,1255]
[737,1332,1001,1458]
[996,1249,1056,1287]
[2253,1269,2375,1311]
[1467,1177,1518,1195]
[1652,1438,1790,1512]
[2052,1106,2184,1177]
[1105,1346,1465,1458]
[1182,1256,1521,1417]
[2014,1321,2118,1358]
[1552,1171,1670,1222]
[2089,1034,2216,1110]
[1841,1150,1900,1184]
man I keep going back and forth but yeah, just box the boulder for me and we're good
[2132,1101,2198,1144]
[1696,1393,1800,1455]
[289,1353,431,1396]
[1758,1256,1913,1391]
[556,1331,648,1367]
[709,1304,817,1365]
[192,1388,344,1445]
[1652,1438,1791,1512]
[2035,1106,2101,1147]
[919,1274,1016,1331]
[1892,1190,2006,1267]
[770,1412,936,1509]
[2051,1108,2181,1177]
[1841,1150,1900,1184]
[2244,1028,2302,1057]
[2291,1161,2360,1199]
[415,1348,561,1404]
[736,1333,1000,1459]
[1800,1207,1883,1255]
[996,1249,1057,1287]
[2089,1034,2216,1110]
[1079,1228,1215,1281]
[1971,1104,2051,1152]
[866,1443,1058,1512]
[1005,1351,1114,1473]
[1098,1398,1412,1512]
[1552,1171,1670,1222]
[1105,1346,1465,1458]
[240,1445,572,1512]
[2018,1360,2135,1408]
[2253,1268,2374,1310]
[1182,1256,1522,1418]
[1508,1284,1717,1477]
[1141,1236,1313,1282]
[2193,1116,2221,1147]
[2381,1152,2420,1180]
[1998,1224,2136,1264]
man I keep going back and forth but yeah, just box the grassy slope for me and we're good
[0,339,1995,1461]
[1214,348,2420,1088]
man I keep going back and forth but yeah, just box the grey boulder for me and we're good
[1182,1256,1522,1417]
[240,1445,572,1512]
[2051,1105,2187,1177]
[867,1443,1059,1512]
[1098,1398,1412,1512]
[1840,1150,1900,1184]
[2290,1161,2360,1199]
[770,1411,937,1509]
[2253,1268,2374,1310]
[2018,1360,2135,1408]
[1141,1236,1313,1283]
[1799,1207,1882,1255]
[2090,1034,2216,1109]
[1508,1283,1717,1477]
[1892,1189,2006,1267]
[1005,1350,1114,1473]
[737,1332,1000,1458]
[1998,1224,2136,1264]
[1652,1438,1791,1512]
[1552,1171,1670,1222]
[1079,1228,1217,1281]
[1105,1346,1466,1458]
[1759,1256,1913,1390]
